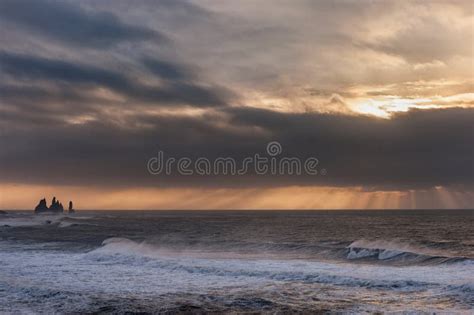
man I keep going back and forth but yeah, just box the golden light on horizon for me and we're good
[1,183,472,210]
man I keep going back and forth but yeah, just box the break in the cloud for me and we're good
[0,0,473,209]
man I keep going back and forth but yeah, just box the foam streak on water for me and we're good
[0,210,473,313]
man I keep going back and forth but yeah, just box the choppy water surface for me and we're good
[0,210,473,314]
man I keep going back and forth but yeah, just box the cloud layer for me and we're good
[1,106,472,190]
[0,0,472,197]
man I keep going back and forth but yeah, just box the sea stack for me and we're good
[34,197,67,214]
[34,198,49,212]
[68,201,75,213]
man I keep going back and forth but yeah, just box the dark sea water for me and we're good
[0,210,473,314]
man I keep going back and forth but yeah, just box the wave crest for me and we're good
[346,239,470,265]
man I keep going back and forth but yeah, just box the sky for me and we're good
[0,0,473,209]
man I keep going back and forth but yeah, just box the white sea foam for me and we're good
[0,213,95,228]
[57,217,95,228]
[89,238,473,289]
[1,237,473,313]
[2,208,474,314]
[0,214,62,227]
[94,237,164,257]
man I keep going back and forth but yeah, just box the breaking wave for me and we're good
[89,237,473,267]
[91,237,164,258]
[2,208,473,314]
[83,237,473,297]
[346,239,471,265]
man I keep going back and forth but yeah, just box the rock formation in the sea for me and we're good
[34,198,49,212]
[68,201,75,213]
[49,197,64,212]
[34,197,66,213]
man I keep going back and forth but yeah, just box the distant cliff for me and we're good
[34,197,75,214]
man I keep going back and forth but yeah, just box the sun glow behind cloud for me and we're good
[241,91,474,119]
[349,93,474,118]
[350,97,438,118]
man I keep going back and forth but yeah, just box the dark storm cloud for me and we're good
[142,57,192,81]
[0,52,130,88]
[0,52,231,108]
[0,0,163,48]
[224,107,474,189]
[1,107,472,190]
[0,82,109,128]
[0,0,472,195]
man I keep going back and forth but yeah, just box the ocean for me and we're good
[0,210,473,314]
